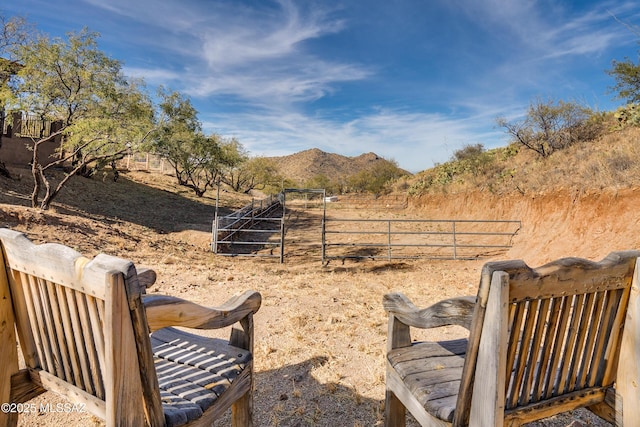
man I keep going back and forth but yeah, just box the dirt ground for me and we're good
[1,167,635,426]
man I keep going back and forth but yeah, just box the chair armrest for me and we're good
[137,267,157,291]
[383,292,476,330]
[143,290,261,332]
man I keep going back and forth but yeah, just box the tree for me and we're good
[0,14,31,68]
[608,57,640,103]
[219,140,283,194]
[239,156,283,194]
[305,174,343,195]
[151,89,223,197]
[1,29,154,209]
[496,99,595,158]
[0,14,32,178]
[347,159,405,195]
[450,143,495,177]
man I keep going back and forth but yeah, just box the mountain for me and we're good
[267,148,404,183]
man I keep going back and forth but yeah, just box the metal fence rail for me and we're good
[321,218,521,264]
[212,189,327,262]
[212,195,284,259]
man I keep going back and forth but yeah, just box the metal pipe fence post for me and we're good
[388,220,392,261]
[212,217,218,253]
[452,221,457,260]
[280,217,285,263]
[212,181,220,253]
[321,216,326,265]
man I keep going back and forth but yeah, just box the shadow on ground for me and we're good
[0,169,238,233]
[214,356,384,427]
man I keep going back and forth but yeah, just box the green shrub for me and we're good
[613,103,640,128]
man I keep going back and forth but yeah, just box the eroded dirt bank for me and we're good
[410,188,640,265]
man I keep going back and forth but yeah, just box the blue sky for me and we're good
[4,0,640,172]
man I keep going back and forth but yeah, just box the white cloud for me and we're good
[454,0,637,59]
[199,0,344,71]
[186,61,370,103]
[86,0,369,106]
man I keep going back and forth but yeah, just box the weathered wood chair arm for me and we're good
[143,290,262,332]
[383,292,476,330]
[136,267,157,290]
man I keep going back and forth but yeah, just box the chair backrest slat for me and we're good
[22,273,56,374]
[47,281,74,382]
[56,285,84,389]
[8,259,108,399]
[532,296,562,401]
[64,287,96,395]
[504,285,631,410]
[521,298,550,405]
[82,293,106,399]
[543,295,572,399]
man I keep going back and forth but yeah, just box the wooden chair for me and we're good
[0,228,261,426]
[383,251,640,426]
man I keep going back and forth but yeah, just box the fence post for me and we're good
[280,217,285,263]
[212,217,219,253]
[452,221,457,260]
[322,215,326,265]
[388,220,392,261]
[212,181,220,253]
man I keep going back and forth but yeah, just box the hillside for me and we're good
[406,126,640,197]
[268,148,405,183]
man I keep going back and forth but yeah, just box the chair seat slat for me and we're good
[150,326,253,425]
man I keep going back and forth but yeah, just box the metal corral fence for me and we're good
[212,194,285,260]
[321,218,521,264]
[210,188,521,264]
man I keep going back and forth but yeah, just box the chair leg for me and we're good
[385,389,406,427]
[231,390,252,427]
[0,274,19,427]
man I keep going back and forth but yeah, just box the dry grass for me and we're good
[0,165,620,426]
[409,126,640,197]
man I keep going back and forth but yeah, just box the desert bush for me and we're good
[497,99,601,158]
[608,55,640,103]
[452,143,485,161]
